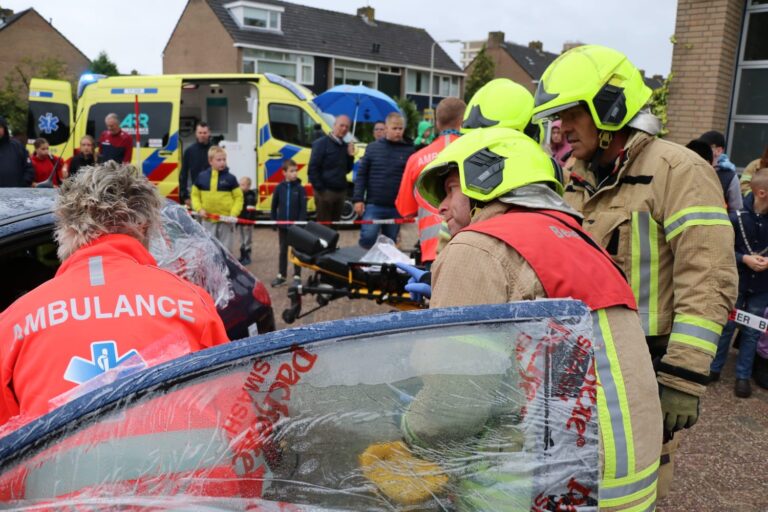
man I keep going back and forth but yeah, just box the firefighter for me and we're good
[374,127,661,510]
[531,44,738,497]
[396,97,465,266]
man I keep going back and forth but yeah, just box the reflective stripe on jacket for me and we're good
[430,202,662,511]
[564,131,738,397]
[0,234,230,426]
[396,134,458,262]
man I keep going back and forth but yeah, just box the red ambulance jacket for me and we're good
[395,133,459,263]
[0,233,230,426]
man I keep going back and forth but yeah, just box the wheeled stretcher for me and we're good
[281,222,424,324]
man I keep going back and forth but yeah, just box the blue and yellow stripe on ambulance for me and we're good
[258,123,312,211]
[141,132,180,201]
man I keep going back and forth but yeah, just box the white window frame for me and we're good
[333,60,378,88]
[225,1,283,32]
[406,69,460,97]
[728,2,768,166]
[242,50,314,86]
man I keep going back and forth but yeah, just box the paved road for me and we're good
[243,223,768,511]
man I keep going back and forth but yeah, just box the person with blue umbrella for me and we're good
[313,84,400,136]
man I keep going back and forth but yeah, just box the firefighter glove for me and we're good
[360,441,448,504]
[659,384,699,433]
[395,262,432,301]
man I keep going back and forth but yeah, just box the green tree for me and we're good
[649,73,673,138]
[0,56,70,136]
[395,96,420,140]
[464,45,495,102]
[91,51,120,76]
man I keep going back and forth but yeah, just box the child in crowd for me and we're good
[30,138,66,186]
[238,176,256,265]
[270,159,306,287]
[68,135,97,179]
[191,146,243,253]
[711,168,768,398]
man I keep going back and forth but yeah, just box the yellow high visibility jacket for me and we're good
[191,167,244,220]
[564,130,738,397]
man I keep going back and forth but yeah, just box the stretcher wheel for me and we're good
[282,305,300,324]
[316,283,334,306]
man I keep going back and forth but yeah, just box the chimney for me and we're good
[562,41,585,54]
[528,40,543,51]
[357,6,374,22]
[652,74,663,81]
[0,8,14,24]
[487,31,505,50]
[639,68,646,78]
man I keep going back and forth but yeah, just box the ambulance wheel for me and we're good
[282,306,299,324]
[340,199,358,222]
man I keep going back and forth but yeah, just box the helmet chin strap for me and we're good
[589,130,614,170]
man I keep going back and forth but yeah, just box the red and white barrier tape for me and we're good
[190,211,415,226]
[730,309,768,332]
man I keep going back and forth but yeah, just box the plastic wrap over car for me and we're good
[0,300,600,510]
[149,202,234,309]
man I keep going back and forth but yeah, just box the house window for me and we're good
[242,49,314,85]
[406,70,460,97]
[226,1,283,32]
[334,60,377,88]
[729,1,768,167]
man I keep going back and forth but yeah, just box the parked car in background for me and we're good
[0,188,274,339]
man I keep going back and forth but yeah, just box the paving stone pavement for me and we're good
[241,223,768,511]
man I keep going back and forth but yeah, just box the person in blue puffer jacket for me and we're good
[271,159,307,287]
[352,112,415,248]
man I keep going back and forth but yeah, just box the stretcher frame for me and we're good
[282,249,423,324]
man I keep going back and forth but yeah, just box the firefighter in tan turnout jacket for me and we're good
[532,44,738,498]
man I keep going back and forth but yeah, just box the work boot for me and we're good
[709,370,720,383]
[293,275,302,284]
[753,355,768,389]
[271,275,286,288]
[735,378,752,398]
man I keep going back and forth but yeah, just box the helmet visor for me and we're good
[416,162,458,209]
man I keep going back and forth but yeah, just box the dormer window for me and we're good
[226,1,283,32]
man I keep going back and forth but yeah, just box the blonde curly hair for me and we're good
[55,161,163,260]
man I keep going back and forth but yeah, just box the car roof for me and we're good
[0,188,56,238]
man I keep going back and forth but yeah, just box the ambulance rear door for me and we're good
[26,79,75,162]
[82,77,182,200]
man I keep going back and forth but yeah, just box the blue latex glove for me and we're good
[395,262,432,301]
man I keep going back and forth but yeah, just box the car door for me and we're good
[26,79,75,162]
[0,300,599,509]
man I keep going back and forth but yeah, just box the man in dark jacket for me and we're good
[179,122,212,206]
[353,112,414,248]
[0,116,33,187]
[699,130,742,212]
[308,115,355,223]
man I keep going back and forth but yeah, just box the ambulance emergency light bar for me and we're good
[77,73,107,99]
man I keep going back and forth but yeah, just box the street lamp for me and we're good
[429,39,461,111]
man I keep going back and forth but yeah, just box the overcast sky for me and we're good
[6,0,677,77]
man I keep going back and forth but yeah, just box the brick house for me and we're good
[0,8,90,85]
[463,32,559,94]
[667,0,767,168]
[163,0,463,110]
[464,32,665,96]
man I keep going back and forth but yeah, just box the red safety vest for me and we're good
[396,133,459,263]
[462,209,637,312]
